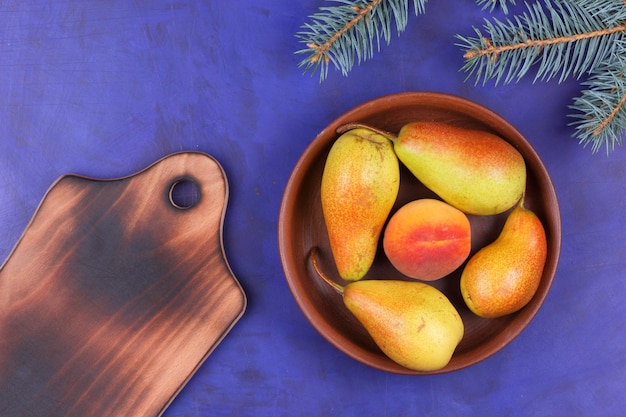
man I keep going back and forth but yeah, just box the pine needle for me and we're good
[476,0,516,14]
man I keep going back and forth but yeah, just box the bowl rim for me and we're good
[278,91,562,374]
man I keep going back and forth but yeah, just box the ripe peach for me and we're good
[383,199,471,281]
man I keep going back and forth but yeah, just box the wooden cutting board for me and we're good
[0,152,246,417]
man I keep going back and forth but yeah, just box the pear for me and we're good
[460,199,547,318]
[321,128,399,281]
[338,121,526,215]
[310,249,464,372]
[345,279,464,371]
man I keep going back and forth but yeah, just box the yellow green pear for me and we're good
[460,199,547,318]
[338,121,526,215]
[393,121,526,215]
[321,128,399,281]
[345,280,464,371]
[310,248,464,372]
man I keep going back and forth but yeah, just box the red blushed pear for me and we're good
[460,198,548,318]
[321,128,400,281]
[338,121,526,216]
[394,121,526,215]
[383,199,471,281]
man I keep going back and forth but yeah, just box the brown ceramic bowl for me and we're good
[278,92,561,375]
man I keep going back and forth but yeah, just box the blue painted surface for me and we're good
[1,2,624,416]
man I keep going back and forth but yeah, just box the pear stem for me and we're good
[309,247,345,295]
[336,122,398,143]
[518,190,527,209]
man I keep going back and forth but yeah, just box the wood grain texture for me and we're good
[0,152,246,417]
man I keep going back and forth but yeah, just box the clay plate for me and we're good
[278,92,561,374]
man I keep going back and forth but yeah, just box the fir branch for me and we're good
[295,0,427,82]
[569,48,626,154]
[456,0,626,85]
[294,0,626,153]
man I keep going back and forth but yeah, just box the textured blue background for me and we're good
[1,1,625,416]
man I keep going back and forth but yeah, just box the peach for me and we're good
[383,199,471,281]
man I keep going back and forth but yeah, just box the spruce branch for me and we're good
[569,47,626,154]
[295,0,427,82]
[457,0,626,153]
[456,0,626,85]
[295,0,626,153]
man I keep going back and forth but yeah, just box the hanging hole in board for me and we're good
[169,178,201,209]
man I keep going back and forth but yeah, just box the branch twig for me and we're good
[464,24,626,60]
[307,0,384,65]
